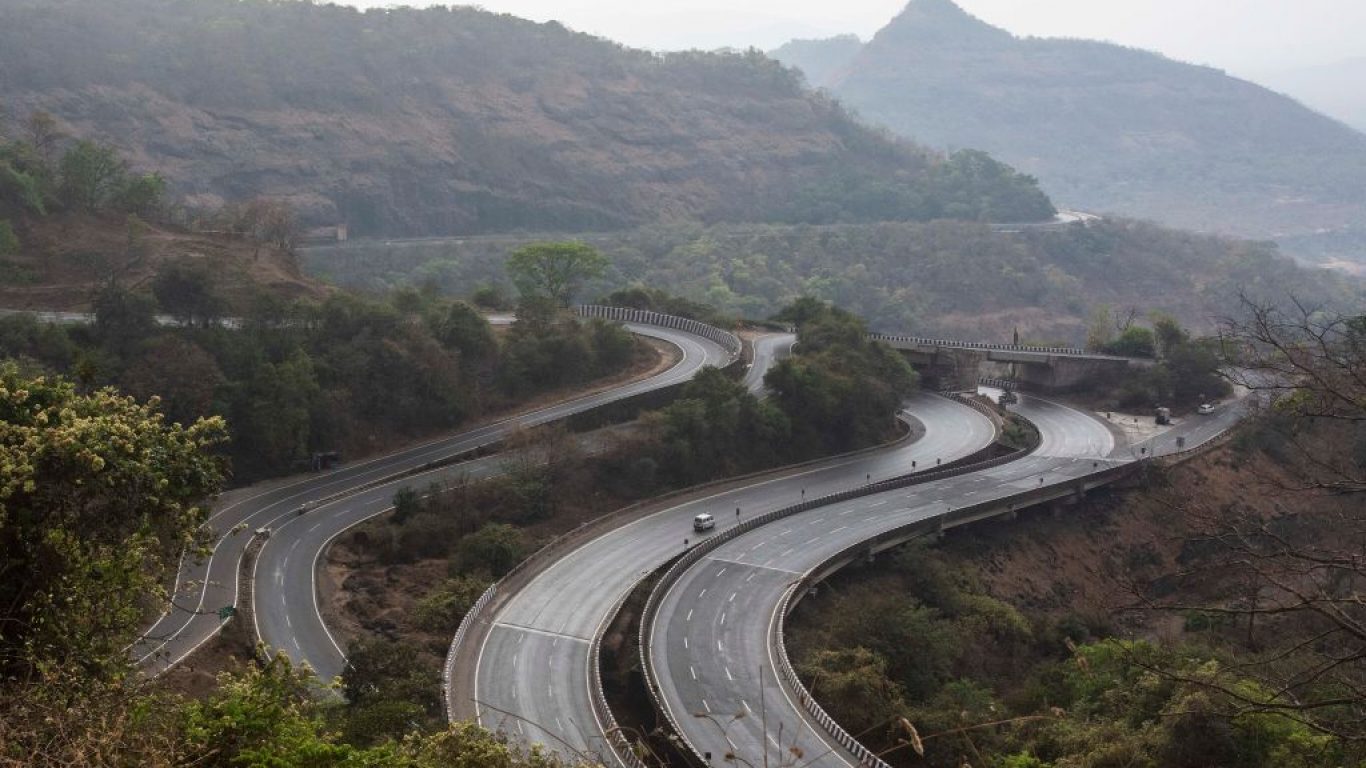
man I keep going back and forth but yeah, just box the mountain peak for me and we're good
[877,0,1011,47]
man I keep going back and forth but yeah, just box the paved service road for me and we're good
[468,392,997,759]
[132,322,733,677]
[650,391,1247,768]
[742,333,797,395]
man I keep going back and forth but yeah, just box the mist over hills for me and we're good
[1256,58,1366,134]
[0,0,1055,238]
[772,0,1366,263]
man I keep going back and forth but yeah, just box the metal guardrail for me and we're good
[870,332,1132,361]
[589,591,650,768]
[978,376,1020,392]
[576,305,743,359]
[443,583,496,719]
[944,390,1006,431]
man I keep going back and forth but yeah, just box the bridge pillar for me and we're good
[903,348,986,391]
[1015,356,1130,393]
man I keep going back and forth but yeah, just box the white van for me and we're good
[693,513,715,532]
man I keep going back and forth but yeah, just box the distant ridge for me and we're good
[772,0,1366,254]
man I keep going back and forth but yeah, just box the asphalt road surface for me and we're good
[468,392,997,760]
[742,333,797,395]
[131,322,732,676]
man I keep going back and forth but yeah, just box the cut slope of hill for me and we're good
[0,213,324,311]
[0,0,1054,238]
[772,0,1366,252]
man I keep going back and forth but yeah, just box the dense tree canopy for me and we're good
[767,298,919,453]
[506,242,609,307]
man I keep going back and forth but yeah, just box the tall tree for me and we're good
[505,241,607,306]
[152,262,224,328]
[58,140,126,212]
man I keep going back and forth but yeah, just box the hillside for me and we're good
[0,0,1055,238]
[1256,57,1366,133]
[303,218,1357,343]
[0,213,324,311]
[769,34,863,89]
[772,0,1366,259]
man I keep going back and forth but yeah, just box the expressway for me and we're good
[131,319,735,676]
[647,392,1247,768]
[465,392,998,760]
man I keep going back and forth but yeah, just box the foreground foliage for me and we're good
[0,364,226,682]
[0,288,637,482]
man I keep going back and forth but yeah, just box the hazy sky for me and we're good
[347,0,1365,75]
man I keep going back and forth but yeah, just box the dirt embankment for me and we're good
[0,212,327,310]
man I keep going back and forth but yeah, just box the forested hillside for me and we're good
[0,0,1054,238]
[773,0,1366,258]
[304,219,1355,343]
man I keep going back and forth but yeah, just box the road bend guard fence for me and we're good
[869,332,1090,357]
[576,305,743,359]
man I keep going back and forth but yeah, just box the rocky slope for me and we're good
[0,0,1054,238]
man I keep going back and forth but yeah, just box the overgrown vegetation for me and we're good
[790,541,1343,767]
[0,287,641,482]
[1,110,168,257]
[0,237,648,482]
[1084,309,1233,410]
[305,218,1354,342]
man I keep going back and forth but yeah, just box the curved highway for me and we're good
[465,392,997,758]
[742,333,797,395]
[132,321,734,676]
[649,391,1247,768]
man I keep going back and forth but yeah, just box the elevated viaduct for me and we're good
[869,332,1138,392]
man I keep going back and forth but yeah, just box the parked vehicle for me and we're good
[693,513,715,532]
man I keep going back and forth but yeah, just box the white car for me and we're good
[1197,403,1215,415]
[254,527,272,538]
[692,513,716,532]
